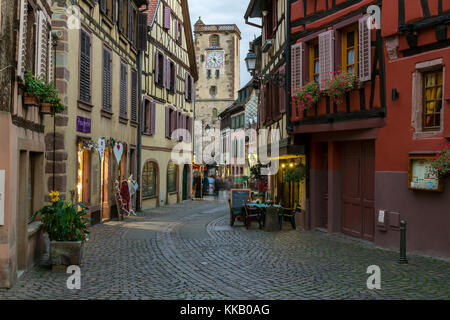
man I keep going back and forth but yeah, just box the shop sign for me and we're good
[77,116,91,133]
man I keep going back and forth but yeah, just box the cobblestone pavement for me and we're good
[0,198,449,300]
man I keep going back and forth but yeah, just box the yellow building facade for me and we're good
[48,0,147,223]
[140,0,197,208]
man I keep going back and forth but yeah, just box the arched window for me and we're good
[142,161,157,198]
[211,34,219,47]
[167,161,177,193]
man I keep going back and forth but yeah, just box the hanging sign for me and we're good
[0,170,5,226]
[97,138,106,161]
[113,142,123,165]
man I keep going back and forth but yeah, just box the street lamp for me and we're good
[245,48,285,87]
[245,49,257,76]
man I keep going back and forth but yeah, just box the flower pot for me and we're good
[40,103,52,114]
[24,93,39,107]
[50,241,83,267]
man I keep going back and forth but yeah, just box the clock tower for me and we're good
[193,18,241,132]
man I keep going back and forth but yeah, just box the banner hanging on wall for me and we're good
[97,138,106,161]
[114,142,124,165]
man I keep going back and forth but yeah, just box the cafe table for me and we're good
[246,203,282,231]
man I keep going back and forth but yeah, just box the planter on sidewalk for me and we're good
[50,241,83,267]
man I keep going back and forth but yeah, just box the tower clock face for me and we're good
[206,51,224,69]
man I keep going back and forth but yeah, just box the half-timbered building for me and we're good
[289,0,450,257]
[140,0,197,208]
[245,0,307,214]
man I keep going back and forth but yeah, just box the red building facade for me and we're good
[289,0,450,257]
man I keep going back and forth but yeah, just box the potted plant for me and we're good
[291,81,321,113]
[321,70,358,104]
[428,144,450,178]
[39,82,66,114]
[32,191,90,268]
[23,71,44,107]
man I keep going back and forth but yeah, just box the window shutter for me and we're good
[118,0,123,32]
[179,23,183,45]
[359,16,372,82]
[120,63,127,116]
[318,30,334,86]
[279,66,286,113]
[112,0,116,24]
[272,0,277,33]
[150,102,156,135]
[137,12,148,51]
[80,30,91,103]
[185,72,188,100]
[259,84,266,126]
[172,63,177,92]
[291,42,303,92]
[141,100,147,133]
[176,20,179,42]
[163,57,167,88]
[190,76,194,102]
[17,0,28,79]
[164,5,171,29]
[165,106,170,138]
[187,116,192,136]
[36,11,48,79]
[100,0,107,14]
[103,49,112,110]
[131,70,137,121]
[155,51,160,84]
[47,30,53,83]
[127,0,132,41]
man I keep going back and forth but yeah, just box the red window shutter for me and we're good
[359,15,372,82]
[318,30,334,86]
[150,102,156,135]
[155,51,160,84]
[165,106,170,138]
[259,84,266,126]
[272,0,277,33]
[291,42,303,92]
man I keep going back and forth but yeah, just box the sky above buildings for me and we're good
[188,0,261,89]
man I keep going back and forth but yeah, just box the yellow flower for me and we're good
[49,190,60,203]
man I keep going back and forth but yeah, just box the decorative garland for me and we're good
[79,138,128,153]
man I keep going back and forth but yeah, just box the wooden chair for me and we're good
[278,201,298,230]
[244,200,262,230]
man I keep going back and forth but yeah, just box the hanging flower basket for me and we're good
[23,92,39,107]
[40,102,52,114]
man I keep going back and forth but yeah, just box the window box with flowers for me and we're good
[291,81,321,115]
[321,71,359,105]
[32,191,90,268]
[429,145,450,179]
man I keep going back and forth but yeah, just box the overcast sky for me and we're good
[188,0,262,88]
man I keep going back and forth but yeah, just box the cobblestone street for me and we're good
[0,199,449,300]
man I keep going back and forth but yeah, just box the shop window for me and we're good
[167,162,177,193]
[423,69,443,131]
[342,24,359,74]
[309,39,319,83]
[142,161,157,198]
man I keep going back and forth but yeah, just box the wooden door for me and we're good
[341,141,375,241]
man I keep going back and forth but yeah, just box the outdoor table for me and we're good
[246,203,282,231]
